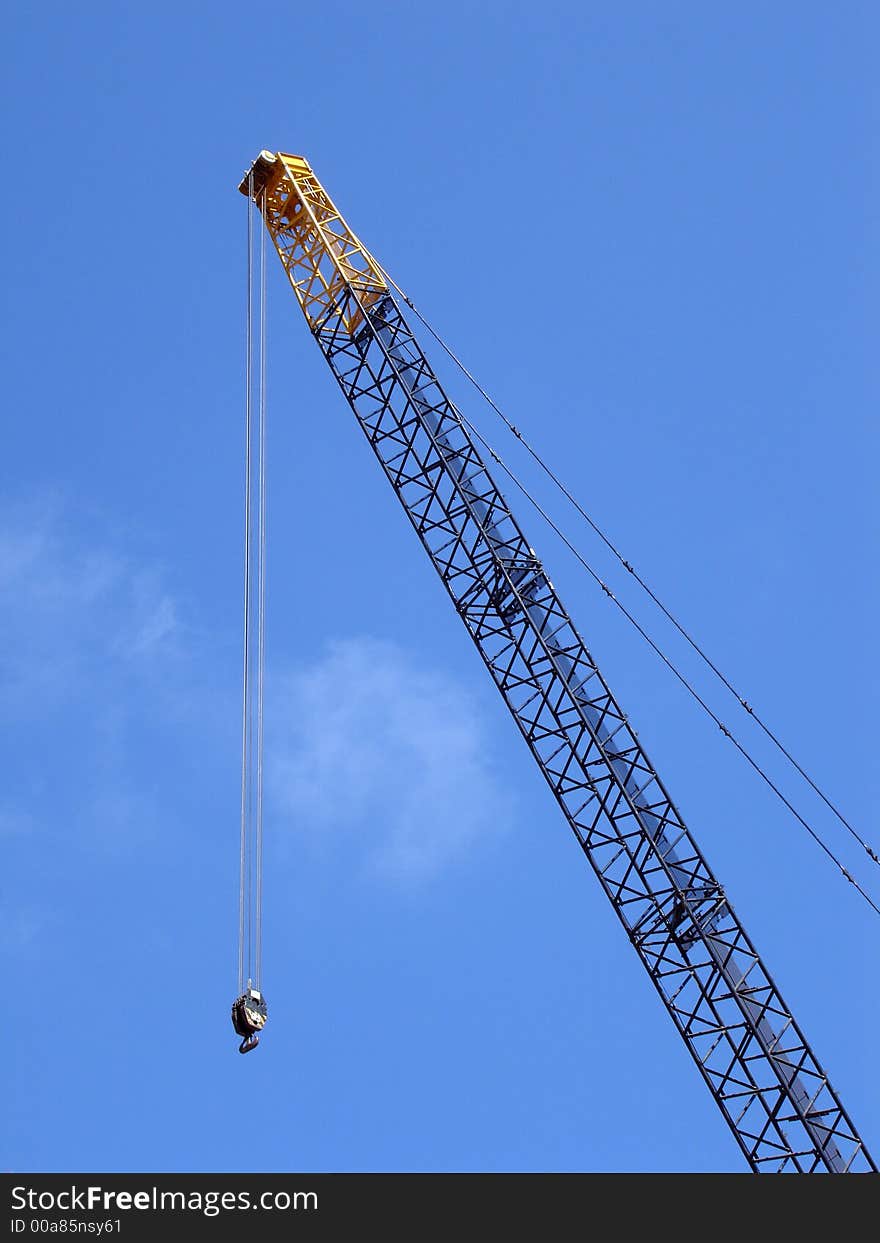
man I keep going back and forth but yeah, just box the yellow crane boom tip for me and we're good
[238,150,311,197]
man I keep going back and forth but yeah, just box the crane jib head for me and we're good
[237,150,388,336]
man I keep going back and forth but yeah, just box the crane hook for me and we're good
[231,986,268,1054]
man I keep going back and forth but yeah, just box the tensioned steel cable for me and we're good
[238,172,255,995]
[239,179,269,995]
[377,266,879,872]
[255,186,268,991]
[454,409,880,918]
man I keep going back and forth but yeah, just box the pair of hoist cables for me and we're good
[237,171,268,1010]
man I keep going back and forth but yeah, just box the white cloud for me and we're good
[116,572,179,658]
[0,502,197,959]
[0,503,513,901]
[0,505,180,710]
[270,637,512,882]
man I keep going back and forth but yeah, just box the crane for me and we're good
[236,149,875,1172]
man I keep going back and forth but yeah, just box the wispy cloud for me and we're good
[270,637,513,883]
[0,503,181,711]
[115,571,179,659]
[1,502,513,911]
[0,502,192,958]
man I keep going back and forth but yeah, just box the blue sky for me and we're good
[3,3,878,1172]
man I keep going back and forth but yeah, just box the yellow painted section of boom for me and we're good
[239,151,387,336]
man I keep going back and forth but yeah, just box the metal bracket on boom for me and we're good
[489,556,545,626]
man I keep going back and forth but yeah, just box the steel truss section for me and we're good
[251,153,876,1173]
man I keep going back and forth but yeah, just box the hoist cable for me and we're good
[376,267,879,872]
[238,172,254,995]
[239,181,269,995]
[255,187,268,989]
[456,409,880,918]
